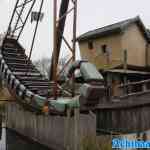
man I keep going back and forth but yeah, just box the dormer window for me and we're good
[88,41,94,50]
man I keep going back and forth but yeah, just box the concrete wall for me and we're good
[122,24,147,66]
[6,103,96,150]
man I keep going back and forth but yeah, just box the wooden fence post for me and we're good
[64,107,71,150]
[74,108,79,150]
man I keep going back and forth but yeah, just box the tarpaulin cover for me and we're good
[50,96,80,111]
[80,62,103,81]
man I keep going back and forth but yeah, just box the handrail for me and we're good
[111,79,150,98]
[118,79,150,88]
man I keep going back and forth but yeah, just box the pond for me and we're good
[0,124,50,150]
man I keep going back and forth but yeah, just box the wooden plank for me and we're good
[23,82,49,87]
[8,64,35,71]
[13,72,41,76]
[21,78,48,82]
[4,56,28,61]
[64,108,71,150]
[3,48,25,54]
[74,108,79,150]
[11,68,38,73]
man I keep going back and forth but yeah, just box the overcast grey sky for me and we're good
[0,0,150,60]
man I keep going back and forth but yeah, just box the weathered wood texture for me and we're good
[97,103,150,133]
[96,80,150,133]
[6,103,96,150]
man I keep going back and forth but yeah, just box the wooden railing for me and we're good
[115,79,150,97]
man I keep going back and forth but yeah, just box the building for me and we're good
[77,16,150,96]
[77,16,150,70]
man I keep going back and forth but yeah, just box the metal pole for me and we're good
[5,0,20,38]
[72,0,77,97]
[72,0,77,59]
[28,0,44,61]
[50,0,70,81]
[26,0,44,75]
[12,0,28,36]
[17,0,36,40]
[53,0,58,99]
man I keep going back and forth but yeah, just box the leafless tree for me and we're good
[34,56,68,80]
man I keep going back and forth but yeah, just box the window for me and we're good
[101,44,107,54]
[88,41,94,50]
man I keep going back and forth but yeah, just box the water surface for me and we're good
[0,126,50,150]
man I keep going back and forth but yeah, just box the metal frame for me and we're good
[51,0,78,98]
[4,0,36,41]
[3,0,78,99]
[27,0,44,68]
[3,0,44,75]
